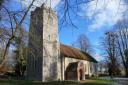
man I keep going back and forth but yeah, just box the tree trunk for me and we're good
[0,35,14,68]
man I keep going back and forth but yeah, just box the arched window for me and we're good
[90,65,92,73]
[48,35,50,40]
[48,15,53,25]
[49,16,53,24]
[85,64,86,72]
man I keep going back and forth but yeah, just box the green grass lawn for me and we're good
[0,78,116,85]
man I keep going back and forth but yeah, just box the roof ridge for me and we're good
[60,44,97,63]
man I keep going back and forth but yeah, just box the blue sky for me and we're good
[56,0,128,61]
[8,0,128,61]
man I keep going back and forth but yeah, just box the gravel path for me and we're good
[115,80,128,85]
[112,77,128,85]
[99,77,128,85]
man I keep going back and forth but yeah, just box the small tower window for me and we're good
[48,35,50,40]
[50,17,53,24]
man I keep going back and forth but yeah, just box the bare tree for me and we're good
[114,19,128,76]
[57,0,95,29]
[101,31,121,76]
[0,0,35,68]
[14,28,28,76]
[73,34,93,54]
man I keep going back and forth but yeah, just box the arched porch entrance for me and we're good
[65,61,85,81]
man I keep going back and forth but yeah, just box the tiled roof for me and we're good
[60,44,97,63]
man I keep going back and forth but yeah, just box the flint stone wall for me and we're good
[27,5,61,81]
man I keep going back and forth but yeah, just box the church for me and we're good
[27,4,98,82]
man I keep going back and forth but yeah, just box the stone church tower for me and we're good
[27,4,61,81]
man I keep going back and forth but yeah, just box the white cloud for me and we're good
[94,53,104,61]
[94,41,100,47]
[79,0,127,31]
[20,0,60,10]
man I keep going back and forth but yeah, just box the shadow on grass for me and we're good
[0,80,79,85]
[80,82,111,85]
[0,79,114,85]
